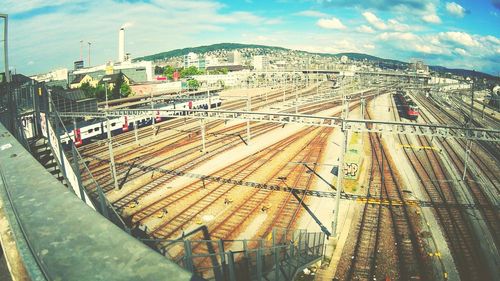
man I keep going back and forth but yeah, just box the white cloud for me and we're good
[446,2,466,18]
[319,0,440,15]
[265,18,283,25]
[482,35,500,45]
[387,19,409,31]
[379,32,418,41]
[363,43,375,49]
[295,10,329,18]
[6,0,282,75]
[362,11,387,30]
[3,0,77,13]
[356,25,375,33]
[438,31,479,47]
[422,14,441,24]
[316,17,346,29]
[454,48,468,56]
[362,11,410,31]
[254,35,278,43]
[418,3,441,24]
[414,44,433,53]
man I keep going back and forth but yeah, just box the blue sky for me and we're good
[2,0,500,75]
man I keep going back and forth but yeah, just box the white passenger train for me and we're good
[59,93,222,147]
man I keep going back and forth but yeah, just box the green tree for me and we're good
[187,79,200,91]
[163,65,176,79]
[181,66,203,78]
[154,65,165,75]
[120,83,132,98]
[111,72,125,100]
[80,82,94,98]
[95,84,106,101]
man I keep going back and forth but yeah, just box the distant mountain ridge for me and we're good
[135,43,498,80]
[136,43,288,61]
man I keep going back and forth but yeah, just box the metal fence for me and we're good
[0,80,130,232]
[46,96,130,232]
[149,228,325,281]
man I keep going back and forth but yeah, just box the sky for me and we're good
[1,0,500,75]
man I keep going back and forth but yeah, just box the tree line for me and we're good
[154,65,229,78]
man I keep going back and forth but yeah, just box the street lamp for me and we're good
[102,77,111,109]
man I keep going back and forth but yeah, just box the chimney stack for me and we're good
[118,28,125,63]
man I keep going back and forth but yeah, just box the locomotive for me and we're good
[394,90,419,120]
[59,93,222,147]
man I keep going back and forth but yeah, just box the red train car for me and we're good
[394,91,419,120]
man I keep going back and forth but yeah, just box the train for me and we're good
[59,93,222,147]
[394,90,419,120]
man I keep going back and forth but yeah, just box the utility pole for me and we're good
[332,93,349,238]
[247,91,251,142]
[87,42,91,67]
[283,73,287,102]
[134,120,139,144]
[294,72,298,114]
[200,119,206,152]
[463,77,474,180]
[316,66,319,96]
[151,90,155,126]
[1,14,10,83]
[106,117,119,190]
[103,78,111,109]
[80,40,83,61]
[208,89,211,109]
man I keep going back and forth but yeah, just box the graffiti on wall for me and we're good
[344,163,359,178]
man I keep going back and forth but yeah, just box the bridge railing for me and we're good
[143,228,325,281]
[0,122,196,280]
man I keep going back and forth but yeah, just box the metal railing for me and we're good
[142,228,325,281]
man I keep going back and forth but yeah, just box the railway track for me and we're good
[391,93,495,280]
[108,97,369,210]
[83,92,372,212]
[78,85,317,157]
[125,98,355,225]
[258,128,333,240]
[85,122,277,197]
[79,85,333,183]
[145,128,315,238]
[338,105,426,280]
[182,127,331,276]
[413,94,500,246]
[341,133,382,281]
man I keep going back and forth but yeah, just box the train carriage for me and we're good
[394,90,419,120]
[59,93,221,148]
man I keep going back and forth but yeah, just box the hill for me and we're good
[136,43,288,61]
[135,43,498,81]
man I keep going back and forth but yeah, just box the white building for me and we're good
[228,50,242,65]
[184,52,198,68]
[183,52,206,69]
[252,55,269,71]
[31,68,68,82]
[193,70,251,88]
[205,55,221,67]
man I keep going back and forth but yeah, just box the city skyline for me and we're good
[2,0,500,75]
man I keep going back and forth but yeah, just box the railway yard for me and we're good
[73,80,498,281]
